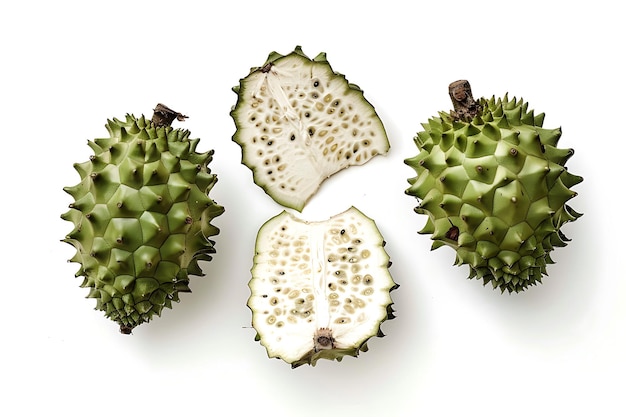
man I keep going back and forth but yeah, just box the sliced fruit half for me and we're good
[247,206,398,367]
[231,46,390,211]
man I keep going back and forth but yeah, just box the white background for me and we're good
[2,1,624,416]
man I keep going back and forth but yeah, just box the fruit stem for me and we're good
[449,80,482,122]
[119,324,134,335]
[151,103,188,127]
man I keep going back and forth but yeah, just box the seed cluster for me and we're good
[324,224,376,327]
[253,214,385,330]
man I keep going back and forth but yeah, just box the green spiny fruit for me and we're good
[231,46,389,212]
[405,81,582,293]
[247,207,398,368]
[62,104,224,333]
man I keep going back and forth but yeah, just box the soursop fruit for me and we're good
[62,104,224,333]
[231,46,390,211]
[405,80,582,293]
[247,207,398,367]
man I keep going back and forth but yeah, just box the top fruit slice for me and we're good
[231,46,390,211]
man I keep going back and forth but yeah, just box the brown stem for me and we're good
[448,80,482,122]
[151,103,188,127]
[313,328,335,351]
[119,324,133,335]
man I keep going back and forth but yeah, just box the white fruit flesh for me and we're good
[248,207,395,365]
[232,49,389,211]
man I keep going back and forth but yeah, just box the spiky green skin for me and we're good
[405,96,582,293]
[62,115,224,332]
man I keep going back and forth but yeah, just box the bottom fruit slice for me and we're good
[247,206,398,367]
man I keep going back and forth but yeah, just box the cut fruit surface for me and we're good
[231,46,389,211]
[247,207,397,367]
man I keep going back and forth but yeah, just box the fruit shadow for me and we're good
[472,203,602,351]
[121,206,265,367]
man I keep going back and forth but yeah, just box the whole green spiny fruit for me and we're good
[62,104,224,333]
[405,81,582,293]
